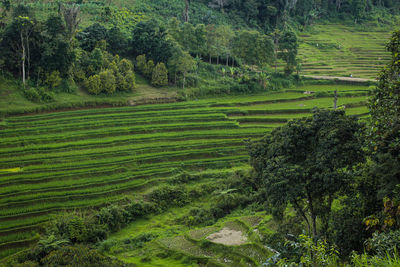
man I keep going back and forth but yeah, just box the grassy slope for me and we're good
[297,23,391,79]
[0,84,371,262]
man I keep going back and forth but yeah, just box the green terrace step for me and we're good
[0,121,241,147]
[0,139,246,167]
[0,114,230,136]
[0,128,266,157]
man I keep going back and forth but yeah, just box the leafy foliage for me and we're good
[152,62,169,87]
[369,30,400,198]
[248,109,365,238]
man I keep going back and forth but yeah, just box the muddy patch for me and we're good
[206,227,247,246]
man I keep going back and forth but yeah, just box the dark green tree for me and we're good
[369,30,400,198]
[278,30,298,75]
[40,14,74,78]
[131,21,173,63]
[77,23,108,52]
[248,109,364,239]
[106,26,128,55]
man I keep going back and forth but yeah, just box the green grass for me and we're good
[297,24,390,79]
[0,84,372,261]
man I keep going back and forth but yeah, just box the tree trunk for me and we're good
[307,194,318,240]
[183,0,189,22]
[26,31,30,80]
[217,56,219,65]
[182,72,186,89]
[274,34,279,73]
[209,54,211,64]
[294,200,312,236]
[322,194,334,235]
[333,90,338,109]
[226,55,229,66]
[174,72,177,85]
[21,31,26,88]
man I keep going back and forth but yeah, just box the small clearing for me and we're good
[206,227,247,246]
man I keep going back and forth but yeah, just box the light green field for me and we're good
[297,24,391,79]
[0,84,372,261]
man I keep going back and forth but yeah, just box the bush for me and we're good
[99,69,116,94]
[85,74,102,94]
[49,213,107,244]
[123,70,136,91]
[366,231,400,258]
[181,73,199,88]
[45,71,62,89]
[23,87,55,103]
[148,185,189,210]
[58,78,78,93]
[96,205,129,232]
[144,60,154,79]
[136,54,146,73]
[41,245,129,267]
[24,88,41,102]
[151,62,168,87]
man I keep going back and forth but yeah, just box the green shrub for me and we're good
[40,245,129,267]
[99,69,116,94]
[23,87,55,103]
[136,54,147,73]
[58,78,78,93]
[151,62,168,87]
[144,60,155,79]
[148,185,189,210]
[24,88,41,102]
[45,71,62,89]
[123,70,136,91]
[96,204,128,232]
[85,74,102,94]
[366,231,400,258]
[49,213,107,244]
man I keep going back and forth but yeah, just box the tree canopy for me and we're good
[248,109,365,238]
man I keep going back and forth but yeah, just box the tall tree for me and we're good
[233,30,273,66]
[41,14,74,78]
[59,4,81,41]
[183,0,190,22]
[77,23,108,52]
[131,21,172,63]
[369,30,400,198]
[169,49,195,88]
[248,109,364,239]
[278,30,298,75]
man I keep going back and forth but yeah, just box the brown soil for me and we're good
[206,227,247,246]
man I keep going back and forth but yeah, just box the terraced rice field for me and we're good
[297,24,391,79]
[0,84,371,259]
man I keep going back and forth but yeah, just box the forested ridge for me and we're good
[0,0,399,266]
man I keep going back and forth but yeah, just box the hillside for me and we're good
[297,24,391,78]
[1,0,400,266]
[0,83,370,261]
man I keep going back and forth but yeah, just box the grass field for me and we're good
[296,24,391,79]
[0,83,372,262]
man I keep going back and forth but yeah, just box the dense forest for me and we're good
[0,0,399,266]
[0,0,398,103]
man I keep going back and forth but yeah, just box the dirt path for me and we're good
[303,75,376,83]
[206,227,247,246]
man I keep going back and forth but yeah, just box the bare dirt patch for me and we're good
[206,227,247,246]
